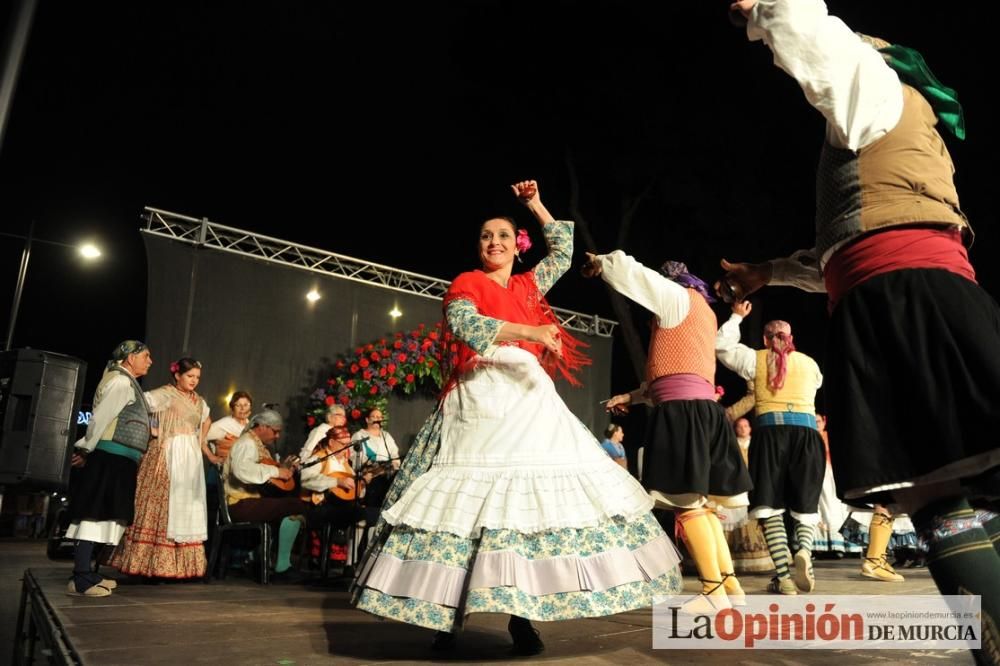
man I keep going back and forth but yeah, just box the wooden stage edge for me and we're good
[10,562,975,665]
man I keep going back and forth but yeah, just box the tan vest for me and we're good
[815,85,970,266]
[645,290,716,384]
[753,349,820,416]
[222,431,274,506]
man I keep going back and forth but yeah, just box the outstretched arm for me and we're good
[583,251,691,327]
[715,246,826,300]
[738,0,902,151]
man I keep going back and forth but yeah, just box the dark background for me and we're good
[1,2,995,445]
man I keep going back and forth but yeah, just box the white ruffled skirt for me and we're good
[357,346,683,632]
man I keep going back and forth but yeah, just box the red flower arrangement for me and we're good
[306,321,446,427]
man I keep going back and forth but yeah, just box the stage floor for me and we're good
[8,549,976,665]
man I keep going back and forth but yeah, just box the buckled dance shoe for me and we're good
[861,556,905,582]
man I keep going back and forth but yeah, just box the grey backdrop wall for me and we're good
[143,234,613,456]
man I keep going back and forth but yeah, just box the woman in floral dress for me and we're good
[112,357,213,578]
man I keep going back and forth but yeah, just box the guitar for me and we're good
[260,455,301,492]
[300,459,395,503]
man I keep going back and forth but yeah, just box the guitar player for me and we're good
[222,409,306,579]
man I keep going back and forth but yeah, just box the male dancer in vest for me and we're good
[67,340,154,597]
[716,302,824,595]
[584,252,751,611]
[721,0,1000,651]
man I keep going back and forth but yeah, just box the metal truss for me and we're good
[141,207,618,337]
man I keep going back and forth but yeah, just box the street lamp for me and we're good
[2,222,103,351]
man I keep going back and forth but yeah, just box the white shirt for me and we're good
[746,0,906,279]
[299,423,333,461]
[299,423,352,493]
[77,369,167,452]
[747,0,902,152]
[228,434,279,485]
[207,416,246,443]
[299,451,352,493]
[596,250,691,328]
[351,428,399,470]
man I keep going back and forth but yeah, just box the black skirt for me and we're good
[643,399,752,498]
[67,449,139,525]
[747,425,825,514]
[826,268,1000,504]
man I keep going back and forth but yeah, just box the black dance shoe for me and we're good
[430,631,457,651]
[508,616,544,656]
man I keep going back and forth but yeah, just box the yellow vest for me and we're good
[753,349,821,415]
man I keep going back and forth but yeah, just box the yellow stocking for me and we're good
[677,508,726,597]
[706,509,744,598]
[866,512,893,562]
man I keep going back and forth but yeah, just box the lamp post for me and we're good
[2,223,102,351]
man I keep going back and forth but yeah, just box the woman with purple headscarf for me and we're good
[583,252,752,612]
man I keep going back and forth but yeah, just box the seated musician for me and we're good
[350,407,400,519]
[300,405,352,489]
[207,391,253,460]
[301,403,342,461]
[222,409,303,578]
[299,411,365,555]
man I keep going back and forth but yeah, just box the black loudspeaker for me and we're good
[0,349,87,489]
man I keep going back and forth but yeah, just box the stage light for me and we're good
[389,306,402,318]
[306,289,321,302]
[4,223,106,351]
[78,243,101,259]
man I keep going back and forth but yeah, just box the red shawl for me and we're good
[441,269,590,393]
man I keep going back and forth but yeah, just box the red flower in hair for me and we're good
[516,228,532,253]
[169,361,180,373]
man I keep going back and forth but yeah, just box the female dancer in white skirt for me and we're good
[353,181,683,655]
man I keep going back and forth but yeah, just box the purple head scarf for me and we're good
[660,260,716,303]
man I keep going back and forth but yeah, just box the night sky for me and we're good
[1,2,995,419]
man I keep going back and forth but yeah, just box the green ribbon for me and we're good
[880,44,965,141]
